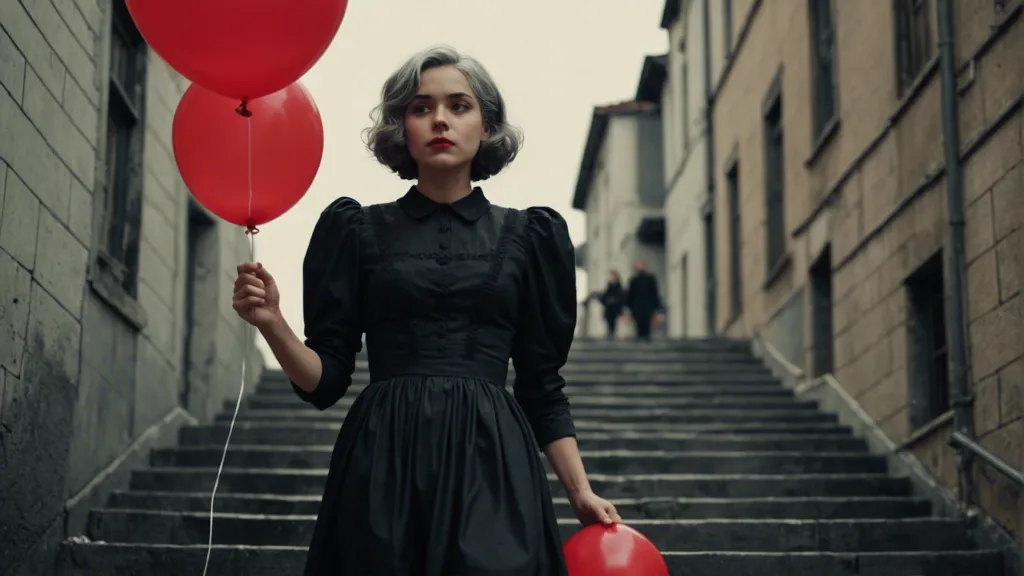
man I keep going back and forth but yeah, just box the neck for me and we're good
[416,166,473,204]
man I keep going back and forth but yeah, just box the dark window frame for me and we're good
[762,75,786,277]
[681,59,690,155]
[893,0,934,97]
[89,0,150,329]
[808,0,838,136]
[725,156,742,317]
[723,0,734,57]
[906,252,950,429]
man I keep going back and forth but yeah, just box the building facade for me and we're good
[0,1,262,573]
[573,101,666,339]
[648,0,730,338]
[713,0,1022,542]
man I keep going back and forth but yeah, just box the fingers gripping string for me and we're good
[202,105,256,576]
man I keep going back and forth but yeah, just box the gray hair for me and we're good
[363,45,523,181]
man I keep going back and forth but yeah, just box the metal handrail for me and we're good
[949,430,1024,487]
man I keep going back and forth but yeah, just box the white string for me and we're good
[202,111,255,576]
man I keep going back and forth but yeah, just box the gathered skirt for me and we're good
[302,375,568,576]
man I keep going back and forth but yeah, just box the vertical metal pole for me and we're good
[935,0,975,507]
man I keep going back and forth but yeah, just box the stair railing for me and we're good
[948,431,1024,488]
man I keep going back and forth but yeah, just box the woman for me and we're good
[232,45,620,575]
[599,270,626,339]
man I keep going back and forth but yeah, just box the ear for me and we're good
[482,123,491,141]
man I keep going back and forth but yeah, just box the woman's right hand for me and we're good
[233,261,282,330]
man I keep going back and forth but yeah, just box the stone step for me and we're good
[59,542,1005,576]
[564,382,789,394]
[658,550,1004,575]
[331,338,750,355]
[180,421,854,446]
[556,518,976,553]
[565,350,758,362]
[264,351,761,372]
[87,509,973,553]
[574,432,868,452]
[551,496,930,520]
[213,408,837,425]
[251,381,792,402]
[180,423,862,450]
[251,382,796,402]
[151,446,886,475]
[344,357,767,370]
[107,490,931,520]
[59,543,306,576]
[128,468,912,498]
[259,373,785,389]
[344,362,771,375]
[567,421,849,433]
[235,393,812,413]
[569,338,751,352]
[550,473,913,499]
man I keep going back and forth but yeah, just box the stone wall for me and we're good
[0,1,263,574]
[713,0,1022,542]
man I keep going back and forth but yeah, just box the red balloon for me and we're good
[125,0,348,101]
[172,82,324,229]
[563,523,669,576]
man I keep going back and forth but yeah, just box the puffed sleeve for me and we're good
[290,197,364,410]
[510,207,578,449]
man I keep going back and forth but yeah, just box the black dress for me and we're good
[290,186,577,575]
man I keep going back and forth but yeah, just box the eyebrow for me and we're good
[411,92,474,101]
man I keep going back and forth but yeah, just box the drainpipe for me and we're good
[935,0,975,507]
[702,0,717,336]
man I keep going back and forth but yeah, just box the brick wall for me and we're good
[0,1,262,573]
[714,0,1022,543]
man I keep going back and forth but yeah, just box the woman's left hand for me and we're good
[569,489,622,526]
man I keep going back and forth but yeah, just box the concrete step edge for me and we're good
[111,490,931,506]
[89,509,962,527]
[159,446,881,459]
[61,541,1005,557]
[132,467,903,482]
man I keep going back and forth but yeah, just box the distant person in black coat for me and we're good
[598,270,626,340]
[625,260,664,341]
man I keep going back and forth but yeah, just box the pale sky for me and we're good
[253,1,668,366]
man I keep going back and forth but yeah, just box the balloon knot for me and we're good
[235,99,253,117]
[245,225,260,235]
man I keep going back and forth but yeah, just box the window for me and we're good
[893,0,933,96]
[809,0,837,135]
[100,0,148,298]
[810,247,834,376]
[680,254,689,336]
[681,60,690,155]
[906,253,950,429]
[763,84,785,274]
[724,0,734,56]
[703,202,716,335]
[726,161,741,315]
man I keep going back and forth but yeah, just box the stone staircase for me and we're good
[61,338,1007,575]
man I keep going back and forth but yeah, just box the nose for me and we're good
[431,107,450,130]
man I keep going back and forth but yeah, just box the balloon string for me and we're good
[202,109,256,576]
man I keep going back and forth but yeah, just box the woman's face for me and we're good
[405,65,490,175]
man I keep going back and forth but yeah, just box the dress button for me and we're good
[439,241,449,250]
[437,255,451,266]
[439,225,450,233]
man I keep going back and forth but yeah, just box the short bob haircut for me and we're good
[363,45,523,182]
